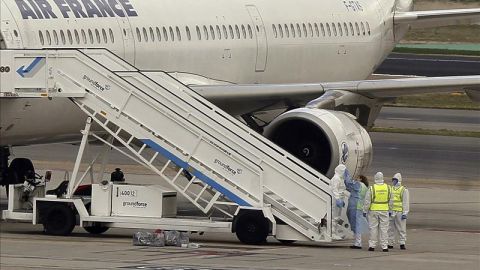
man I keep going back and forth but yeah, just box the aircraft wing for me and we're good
[394,8,480,28]
[191,75,480,115]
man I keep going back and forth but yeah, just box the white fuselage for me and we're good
[0,0,400,145]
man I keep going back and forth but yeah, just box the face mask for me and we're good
[392,179,399,186]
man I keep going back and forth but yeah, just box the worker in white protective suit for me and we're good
[363,172,392,252]
[330,164,347,239]
[388,173,410,250]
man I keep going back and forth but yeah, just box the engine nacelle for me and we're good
[264,108,372,178]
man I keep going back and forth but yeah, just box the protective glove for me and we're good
[401,214,407,220]
[335,199,345,208]
[344,170,352,182]
[363,212,367,218]
[389,211,393,217]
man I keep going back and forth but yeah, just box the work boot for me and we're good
[400,244,406,250]
[368,247,374,251]
[388,245,394,249]
[382,249,389,252]
[350,245,362,249]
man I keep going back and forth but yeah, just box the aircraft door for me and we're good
[246,5,268,72]
[116,18,135,65]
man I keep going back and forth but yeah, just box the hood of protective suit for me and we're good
[393,173,402,184]
[334,164,347,179]
[374,172,384,184]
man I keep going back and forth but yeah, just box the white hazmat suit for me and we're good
[363,172,392,251]
[388,173,410,248]
[330,164,347,220]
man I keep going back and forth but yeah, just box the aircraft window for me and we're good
[308,23,313,37]
[222,25,228,40]
[81,29,87,44]
[272,24,277,38]
[361,22,365,35]
[186,26,191,41]
[169,27,175,41]
[344,23,348,36]
[203,26,209,40]
[215,25,221,40]
[176,26,181,41]
[143,27,148,42]
[284,24,289,38]
[39,31,44,45]
[46,30,52,45]
[241,25,246,39]
[278,24,283,38]
[320,23,325,36]
[74,30,80,44]
[314,23,319,37]
[366,22,371,35]
[332,23,337,36]
[95,29,101,43]
[326,23,331,36]
[210,25,215,40]
[149,27,154,41]
[60,30,66,45]
[156,27,162,41]
[302,23,307,37]
[136,28,141,42]
[109,29,114,43]
[229,25,234,39]
[53,30,59,45]
[338,23,343,36]
[88,29,94,44]
[163,27,168,41]
[235,25,240,39]
[247,25,253,39]
[67,30,73,44]
[196,26,201,40]
[14,30,18,37]
[355,22,360,36]
[102,29,108,43]
[256,25,260,33]
[349,22,354,35]
[290,24,295,38]
[296,23,301,38]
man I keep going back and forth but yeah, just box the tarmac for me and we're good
[1,172,479,270]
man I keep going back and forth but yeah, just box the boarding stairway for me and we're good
[0,49,347,242]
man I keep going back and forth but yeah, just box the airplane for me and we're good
[0,0,479,187]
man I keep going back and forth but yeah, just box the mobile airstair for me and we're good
[1,49,351,243]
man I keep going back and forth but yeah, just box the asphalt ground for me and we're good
[376,53,480,76]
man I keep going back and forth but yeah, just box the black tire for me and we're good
[7,158,34,185]
[278,239,296,245]
[84,224,109,234]
[43,204,76,236]
[234,211,269,245]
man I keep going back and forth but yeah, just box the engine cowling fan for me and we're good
[264,108,372,178]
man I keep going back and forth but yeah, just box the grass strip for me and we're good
[386,93,480,110]
[393,47,480,56]
[371,127,480,138]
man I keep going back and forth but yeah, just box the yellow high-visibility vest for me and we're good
[369,184,390,211]
[392,186,406,212]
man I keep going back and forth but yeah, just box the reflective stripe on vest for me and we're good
[357,183,368,210]
[369,184,390,211]
[392,186,405,212]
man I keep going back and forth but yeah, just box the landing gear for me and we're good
[233,210,270,245]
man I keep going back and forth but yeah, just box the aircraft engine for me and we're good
[264,108,372,178]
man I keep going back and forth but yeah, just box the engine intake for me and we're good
[264,108,372,178]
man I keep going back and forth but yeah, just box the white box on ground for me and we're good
[91,183,112,216]
[111,185,177,218]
